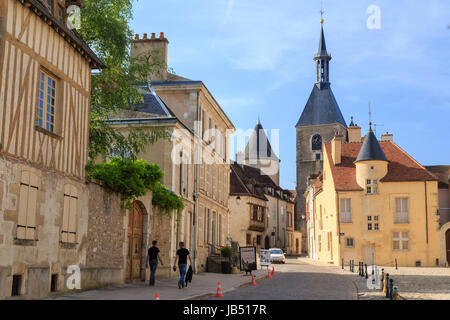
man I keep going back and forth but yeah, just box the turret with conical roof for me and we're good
[355,124,389,192]
[355,124,387,162]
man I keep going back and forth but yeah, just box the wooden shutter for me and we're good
[17,172,30,240]
[17,171,38,240]
[62,185,71,243]
[62,184,78,243]
[68,185,78,243]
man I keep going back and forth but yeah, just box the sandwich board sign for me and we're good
[239,246,257,271]
[260,249,271,268]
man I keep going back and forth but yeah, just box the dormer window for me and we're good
[366,179,378,195]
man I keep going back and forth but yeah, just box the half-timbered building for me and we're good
[0,0,104,298]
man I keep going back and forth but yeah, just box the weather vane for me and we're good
[320,1,325,23]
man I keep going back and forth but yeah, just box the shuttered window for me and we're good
[61,184,78,243]
[395,198,409,223]
[17,171,39,240]
[340,199,352,223]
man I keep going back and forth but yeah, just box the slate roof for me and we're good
[355,127,387,162]
[315,24,331,59]
[230,163,293,202]
[296,83,347,127]
[424,166,450,188]
[324,141,438,191]
[244,121,279,160]
[134,86,173,116]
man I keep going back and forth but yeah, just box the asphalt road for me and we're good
[207,257,357,300]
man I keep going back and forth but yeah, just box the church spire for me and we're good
[314,17,332,85]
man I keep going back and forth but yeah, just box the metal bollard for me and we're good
[395,258,398,270]
[389,279,394,300]
[385,273,390,298]
[371,267,375,284]
[342,258,344,270]
[393,286,399,300]
[381,268,385,290]
[365,264,368,279]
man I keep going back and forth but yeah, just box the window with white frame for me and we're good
[367,215,380,231]
[340,199,352,223]
[395,198,409,223]
[366,179,378,195]
[393,232,409,250]
[37,70,57,133]
[345,237,354,248]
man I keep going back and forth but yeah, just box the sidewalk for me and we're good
[48,269,269,300]
[298,257,450,300]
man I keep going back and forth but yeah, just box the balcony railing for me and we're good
[248,219,265,232]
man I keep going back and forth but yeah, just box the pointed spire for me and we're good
[349,116,355,127]
[355,126,387,162]
[318,23,328,56]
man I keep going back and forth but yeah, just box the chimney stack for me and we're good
[381,132,393,142]
[348,120,362,143]
[130,32,169,82]
[332,132,343,165]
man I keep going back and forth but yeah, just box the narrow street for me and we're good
[206,257,357,300]
[48,257,357,300]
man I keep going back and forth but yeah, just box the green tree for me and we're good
[78,0,169,161]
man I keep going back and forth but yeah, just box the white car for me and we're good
[269,248,286,264]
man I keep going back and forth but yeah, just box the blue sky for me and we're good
[131,0,450,190]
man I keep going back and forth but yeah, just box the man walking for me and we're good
[173,242,192,289]
[147,240,163,286]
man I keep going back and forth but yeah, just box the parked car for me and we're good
[269,248,286,264]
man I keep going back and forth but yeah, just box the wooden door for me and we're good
[363,245,375,265]
[126,203,144,282]
[265,236,270,249]
[446,230,450,265]
[296,239,299,254]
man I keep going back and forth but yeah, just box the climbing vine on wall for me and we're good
[86,158,183,215]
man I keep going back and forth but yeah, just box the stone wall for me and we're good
[0,155,89,299]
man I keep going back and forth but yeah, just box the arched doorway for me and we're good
[126,202,144,282]
[265,236,270,249]
[446,229,450,266]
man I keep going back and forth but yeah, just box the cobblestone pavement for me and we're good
[46,269,268,300]
[206,258,357,300]
[299,258,450,300]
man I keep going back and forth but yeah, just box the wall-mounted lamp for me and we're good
[236,196,241,205]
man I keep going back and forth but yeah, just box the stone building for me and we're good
[424,165,450,266]
[308,126,441,267]
[295,19,348,255]
[229,162,299,254]
[0,0,110,298]
[120,33,235,273]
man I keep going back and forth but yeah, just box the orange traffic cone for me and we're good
[155,293,160,300]
[250,273,257,286]
[267,269,272,279]
[271,267,276,275]
[215,282,224,297]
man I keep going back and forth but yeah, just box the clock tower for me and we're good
[295,18,348,253]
